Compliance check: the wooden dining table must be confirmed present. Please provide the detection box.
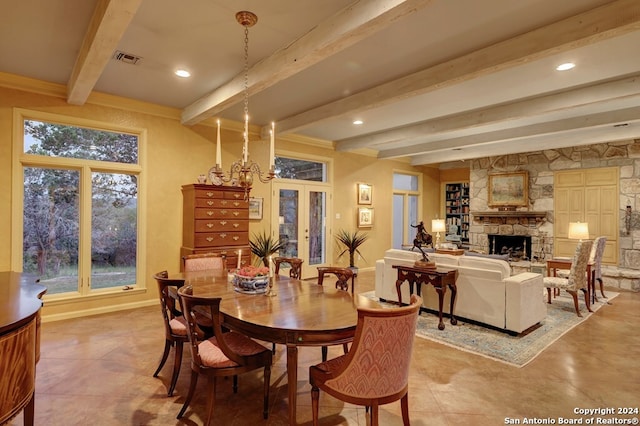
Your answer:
[169,269,379,425]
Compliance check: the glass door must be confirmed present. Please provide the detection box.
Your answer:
[273,182,330,278]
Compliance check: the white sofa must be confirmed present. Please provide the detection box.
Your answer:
[375,249,546,334]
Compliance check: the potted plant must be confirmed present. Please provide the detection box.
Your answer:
[335,229,369,273]
[249,232,284,267]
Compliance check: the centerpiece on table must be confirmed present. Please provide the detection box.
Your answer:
[233,265,270,294]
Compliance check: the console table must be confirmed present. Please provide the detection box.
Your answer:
[393,265,458,330]
[0,272,46,426]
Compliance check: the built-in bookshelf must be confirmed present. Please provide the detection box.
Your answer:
[444,182,470,243]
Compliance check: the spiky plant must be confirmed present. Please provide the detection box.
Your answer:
[335,229,369,267]
[249,232,284,267]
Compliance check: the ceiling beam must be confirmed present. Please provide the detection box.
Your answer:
[67,0,143,105]
[337,73,640,151]
[393,107,640,162]
[180,0,433,126]
[275,0,640,135]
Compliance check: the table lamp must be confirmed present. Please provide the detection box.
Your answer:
[568,221,589,242]
[431,219,446,248]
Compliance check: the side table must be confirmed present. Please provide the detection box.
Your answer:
[393,265,458,330]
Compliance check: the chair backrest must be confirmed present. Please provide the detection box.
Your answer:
[316,267,354,293]
[324,295,422,398]
[153,271,185,337]
[273,257,304,279]
[182,253,226,272]
[177,285,245,368]
[568,240,593,290]
[589,236,607,279]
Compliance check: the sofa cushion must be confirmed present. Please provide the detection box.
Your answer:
[464,251,509,261]
[429,253,460,266]
[458,256,511,279]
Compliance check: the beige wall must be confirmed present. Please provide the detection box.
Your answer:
[0,78,437,319]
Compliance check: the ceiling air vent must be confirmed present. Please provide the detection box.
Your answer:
[113,50,142,65]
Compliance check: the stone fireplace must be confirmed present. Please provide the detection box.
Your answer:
[489,234,531,260]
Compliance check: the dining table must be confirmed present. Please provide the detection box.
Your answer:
[169,269,379,425]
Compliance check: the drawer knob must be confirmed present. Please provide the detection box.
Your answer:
[232,236,239,241]
[220,233,227,239]
[206,237,214,242]
[220,210,227,215]
[233,194,241,199]
[233,212,239,216]
[233,223,239,228]
[220,221,227,226]
[207,201,214,206]
[221,200,228,205]
[206,223,214,228]
[206,192,214,197]
[206,211,214,216]
[233,201,240,207]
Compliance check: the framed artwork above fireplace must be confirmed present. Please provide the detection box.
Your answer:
[488,171,528,208]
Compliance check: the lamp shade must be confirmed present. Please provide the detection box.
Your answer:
[431,219,446,233]
[568,222,589,240]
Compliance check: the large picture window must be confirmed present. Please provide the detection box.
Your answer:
[15,111,143,297]
[392,172,421,249]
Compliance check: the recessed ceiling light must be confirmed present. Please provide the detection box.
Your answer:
[556,62,575,71]
[175,69,191,78]
[353,120,363,125]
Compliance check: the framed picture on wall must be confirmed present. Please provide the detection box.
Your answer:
[358,207,374,228]
[357,183,372,205]
[488,171,529,208]
[248,197,263,219]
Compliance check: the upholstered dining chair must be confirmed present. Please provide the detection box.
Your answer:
[543,240,593,317]
[310,294,422,426]
[176,285,272,424]
[590,236,608,302]
[152,271,188,397]
[316,266,355,362]
[273,256,304,279]
[182,252,226,272]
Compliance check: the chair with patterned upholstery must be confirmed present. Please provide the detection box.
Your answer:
[152,271,188,397]
[273,256,304,279]
[590,236,608,302]
[543,240,593,317]
[177,285,272,424]
[309,294,422,426]
[182,253,226,272]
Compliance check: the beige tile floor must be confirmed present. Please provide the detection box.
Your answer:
[8,271,640,425]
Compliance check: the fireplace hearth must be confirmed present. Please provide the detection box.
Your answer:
[489,234,532,261]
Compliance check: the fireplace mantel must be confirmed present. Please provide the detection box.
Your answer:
[472,211,547,222]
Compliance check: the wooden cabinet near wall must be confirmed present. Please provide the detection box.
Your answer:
[181,184,251,271]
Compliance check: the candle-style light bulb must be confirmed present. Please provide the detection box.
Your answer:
[216,119,221,168]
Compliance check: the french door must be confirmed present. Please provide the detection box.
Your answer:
[272,182,330,278]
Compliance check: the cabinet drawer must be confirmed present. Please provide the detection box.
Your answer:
[194,198,248,209]
[195,208,249,219]
[194,232,249,247]
[223,191,246,200]
[195,219,248,232]
[194,189,224,199]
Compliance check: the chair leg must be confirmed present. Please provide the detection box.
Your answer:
[581,288,593,312]
[263,365,271,419]
[321,346,328,362]
[311,385,320,426]
[233,375,238,393]
[566,290,582,317]
[272,342,276,354]
[153,339,172,378]
[342,343,349,354]
[546,288,553,304]
[204,376,216,426]
[598,278,607,299]
[371,403,379,426]
[401,393,410,426]
[168,340,183,396]
[177,370,199,419]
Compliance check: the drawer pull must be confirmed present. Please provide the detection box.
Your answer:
[206,211,214,216]
[220,210,227,215]
[220,200,228,205]
[220,250,228,254]
[232,236,239,241]
[233,212,239,216]
[233,201,240,207]
[220,233,227,239]
[233,223,239,228]
[206,223,214,228]
[206,192,215,198]
[207,201,214,206]
[220,221,227,226]
[206,237,214,242]
[233,193,241,199]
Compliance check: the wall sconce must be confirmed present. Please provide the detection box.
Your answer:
[431,219,446,248]
[626,200,632,235]
[568,221,589,242]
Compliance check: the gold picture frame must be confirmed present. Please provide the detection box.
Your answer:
[248,197,263,219]
[488,171,529,208]
[357,183,372,205]
[358,207,374,228]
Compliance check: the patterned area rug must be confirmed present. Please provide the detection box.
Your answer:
[362,291,618,367]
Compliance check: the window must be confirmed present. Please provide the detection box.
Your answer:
[392,172,421,249]
[275,156,326,182]
[15,111,143,297]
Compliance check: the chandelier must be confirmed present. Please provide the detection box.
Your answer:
[208,11,276,198]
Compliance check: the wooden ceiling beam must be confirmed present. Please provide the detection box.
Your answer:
[67,0,143,105]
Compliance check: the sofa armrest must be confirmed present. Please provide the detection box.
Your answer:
[504,272,547,333]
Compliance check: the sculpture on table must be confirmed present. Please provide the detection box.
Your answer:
[410,221,435,269]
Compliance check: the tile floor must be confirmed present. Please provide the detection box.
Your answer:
[8,271,640,425]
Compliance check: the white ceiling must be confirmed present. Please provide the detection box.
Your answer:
[1,0,639,166]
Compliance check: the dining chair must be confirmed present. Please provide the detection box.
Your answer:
[152,271,188,397]
[543,240,593,317]
[316,266,355,361]
[309,294,423,426]
[176,285,272,424]
[273,256,304,279]
[590,236,608,302]
[182,252,226,272]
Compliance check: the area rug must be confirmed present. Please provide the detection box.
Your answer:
[362,291,618,368]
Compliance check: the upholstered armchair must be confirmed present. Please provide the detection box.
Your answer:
[309,294,422,426]
[543,240,593,317]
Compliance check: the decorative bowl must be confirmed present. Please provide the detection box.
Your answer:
[233,274,269,294]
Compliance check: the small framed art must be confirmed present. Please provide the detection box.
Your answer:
[358,207,374,228]
[248,197,263,219]
[357,183,372,205]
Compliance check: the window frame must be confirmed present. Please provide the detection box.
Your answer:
[392,171,422,248]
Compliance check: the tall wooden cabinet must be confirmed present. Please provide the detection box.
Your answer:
[181,184,251,270]
[444,182,470,243]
